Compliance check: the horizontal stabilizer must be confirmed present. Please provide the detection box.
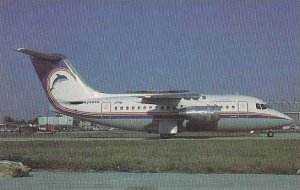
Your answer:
[16,48,65,61]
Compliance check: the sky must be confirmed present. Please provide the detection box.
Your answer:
[0,0,299,121]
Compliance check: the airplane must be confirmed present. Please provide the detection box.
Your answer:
[16,48,293,138]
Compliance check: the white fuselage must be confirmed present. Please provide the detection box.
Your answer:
[58,94,292,132]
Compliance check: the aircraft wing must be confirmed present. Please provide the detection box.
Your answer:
[139,92,200,99]
[129,91,201,104]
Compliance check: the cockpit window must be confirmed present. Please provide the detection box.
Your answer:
[256,103,261,109]
[261,104,268,110]
[256,103,270,110]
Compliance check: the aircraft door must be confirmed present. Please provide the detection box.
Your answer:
[238,101,248,118]
[101,102,111,119]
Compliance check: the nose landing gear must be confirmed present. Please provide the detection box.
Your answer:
[267,130,274,137]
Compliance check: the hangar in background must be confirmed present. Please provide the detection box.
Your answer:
[38,115,73,127]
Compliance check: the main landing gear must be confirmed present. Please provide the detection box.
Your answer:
[267,130,274,137]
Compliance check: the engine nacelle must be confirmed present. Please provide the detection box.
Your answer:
[179,106,221,123]
[179,106,221,131]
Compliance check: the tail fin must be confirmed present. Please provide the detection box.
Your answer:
[17,48,104,103]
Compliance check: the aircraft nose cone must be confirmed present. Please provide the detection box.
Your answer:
[270,110,294,128]
[283,115,293,125]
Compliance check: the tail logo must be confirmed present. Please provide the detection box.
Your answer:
[48,70,69,92]
[50,74,68,91]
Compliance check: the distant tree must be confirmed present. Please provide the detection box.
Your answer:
[4,115,14,124]
[19,119,26,124]
[30,116,39,125]
[33,117,39,124]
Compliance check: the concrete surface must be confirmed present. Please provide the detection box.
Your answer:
[0,171,299,190]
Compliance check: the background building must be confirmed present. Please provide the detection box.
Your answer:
[38,115,73,126]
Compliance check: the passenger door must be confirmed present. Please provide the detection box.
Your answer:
[101,102,111,119]
[238,101,248,118]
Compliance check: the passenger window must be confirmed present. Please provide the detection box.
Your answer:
[149,106,152,109]
[138,106,141,110]
[167,106,170,110]
[226,106,229,109]
[161,106,164,110]
[115,106,117,111]
[143,106,146,110]
[155,106,158,109]
[232,106,235,109]
[256,103,261,110]
[132,106,135,110]
[120,106,123,110]
[126,106,129,110]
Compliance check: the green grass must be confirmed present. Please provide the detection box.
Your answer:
[0,138,299,174]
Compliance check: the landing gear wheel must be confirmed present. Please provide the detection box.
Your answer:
[267,130,274,137]
[160,134,175,139]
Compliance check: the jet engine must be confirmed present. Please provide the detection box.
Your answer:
[179,106,221,131]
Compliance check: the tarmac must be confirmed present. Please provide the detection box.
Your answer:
[1,171,299,190]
